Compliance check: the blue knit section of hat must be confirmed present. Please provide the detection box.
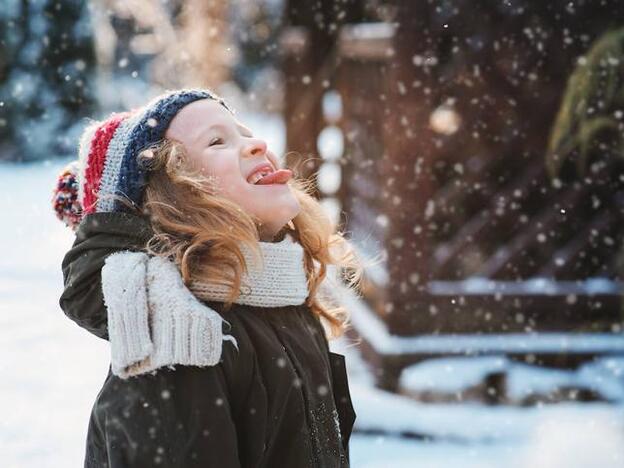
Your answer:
[113,89,232,213]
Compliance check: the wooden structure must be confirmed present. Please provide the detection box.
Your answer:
[280,1,624,391]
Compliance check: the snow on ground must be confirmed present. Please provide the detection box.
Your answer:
[2,126,624,467]
[332,333,624,468]
[398,354,624,403]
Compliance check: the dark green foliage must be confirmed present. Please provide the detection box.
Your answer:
[546,27,624,179]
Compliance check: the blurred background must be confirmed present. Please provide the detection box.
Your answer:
[2,1,624,467]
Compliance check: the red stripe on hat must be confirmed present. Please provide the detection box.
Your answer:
[82,114,127,214]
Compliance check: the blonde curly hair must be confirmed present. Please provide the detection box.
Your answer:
[122,138,367,339]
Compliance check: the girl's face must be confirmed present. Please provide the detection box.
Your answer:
[165,99,301,241]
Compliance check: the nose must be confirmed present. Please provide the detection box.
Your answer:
[243,138,267,158]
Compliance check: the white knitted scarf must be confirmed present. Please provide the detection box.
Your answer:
[188,232,309,307]
[101,232,311,379]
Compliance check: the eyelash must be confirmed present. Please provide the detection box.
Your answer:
[209,133,253,147]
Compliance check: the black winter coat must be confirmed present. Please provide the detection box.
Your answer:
[59,212,356,468]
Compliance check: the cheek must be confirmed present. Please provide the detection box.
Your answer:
[196,154,246,190]
[221,162,249,192]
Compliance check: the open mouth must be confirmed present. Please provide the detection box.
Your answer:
[247,168,274,185]
[247,167,293,185]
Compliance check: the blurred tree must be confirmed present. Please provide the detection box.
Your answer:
[176,0,232,88]
[0,0,96,161]
[230,0,284,93]
[89,0,232,110]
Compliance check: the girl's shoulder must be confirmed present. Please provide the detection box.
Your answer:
[102,252,251,380]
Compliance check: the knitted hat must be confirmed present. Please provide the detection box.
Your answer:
[52,88,233,230]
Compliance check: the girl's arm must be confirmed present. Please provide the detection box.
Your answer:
[59,212,237,378]
[59,212,153,341]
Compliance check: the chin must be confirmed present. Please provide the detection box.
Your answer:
[278,201,302,222]
[260,199,300,228]
[285,195,302,218]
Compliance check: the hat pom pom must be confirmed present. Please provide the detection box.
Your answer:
[52,160,83,231]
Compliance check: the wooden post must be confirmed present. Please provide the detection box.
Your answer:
[380,6,440,336]
[279,1,365,195]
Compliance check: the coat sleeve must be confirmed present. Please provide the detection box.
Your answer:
[59,240,121,341]
[85,363,242,467]
[58,212,153,341]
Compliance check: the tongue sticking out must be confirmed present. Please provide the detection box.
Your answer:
[255,169,293,185]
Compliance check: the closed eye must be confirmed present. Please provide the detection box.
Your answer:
[209,137,224,146]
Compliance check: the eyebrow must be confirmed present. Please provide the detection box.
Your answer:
[236,123,254,136]
[211,123,253,136]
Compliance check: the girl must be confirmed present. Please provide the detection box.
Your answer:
[52,88,363,468]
